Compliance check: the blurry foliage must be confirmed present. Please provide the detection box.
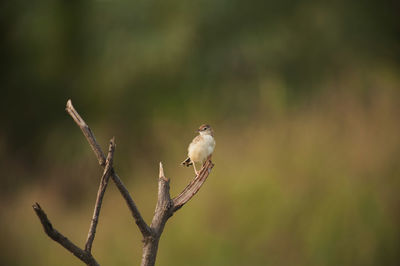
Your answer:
[1,0,399,155]
[1,0,400,265]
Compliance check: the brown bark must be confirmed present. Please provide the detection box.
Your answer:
[85,137,115,253]
[33,100,215,266]
[66,100,151,238]
[33,203,100,266]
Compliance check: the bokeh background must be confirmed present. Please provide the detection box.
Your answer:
[1,1,400,265]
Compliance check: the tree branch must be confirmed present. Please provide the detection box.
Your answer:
[140,159,214,266]
[85,137,115,253]
[65,100,106,166]
[65,100,151,238]
[151,163,173,233]
[35,99,215,266]
[172,156,214,212]
[141,163,173,266]
[32,203,99,266]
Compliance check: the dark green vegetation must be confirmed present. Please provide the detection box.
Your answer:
[1,1,399,265]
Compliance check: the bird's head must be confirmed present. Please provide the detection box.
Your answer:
[198,124,213,136]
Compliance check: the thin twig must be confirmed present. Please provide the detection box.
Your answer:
[85,137,116,253]
[66,100,106,166]
[110,172,152,237]
[65,99,151,238]
[32,203,99,266]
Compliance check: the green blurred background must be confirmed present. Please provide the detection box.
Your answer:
[1,0,400,265]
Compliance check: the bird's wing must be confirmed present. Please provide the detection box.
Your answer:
[191,135,202,144]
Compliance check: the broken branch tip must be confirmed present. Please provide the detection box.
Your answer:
[159,162,164,178]
[110,136,116,147]
[66,99,72,108]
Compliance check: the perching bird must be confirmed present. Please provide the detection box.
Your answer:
[182,124,215,175]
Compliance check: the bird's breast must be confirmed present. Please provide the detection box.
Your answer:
[188,135,215,163]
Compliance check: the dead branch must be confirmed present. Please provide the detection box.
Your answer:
[172,157,214,211]
[85,137,115,253]
[65,100,106,166]
[33,138,115,265]
[32,203,100,266]
[66,100,152,238]
[34,99,215,266]
[139,159,213,266]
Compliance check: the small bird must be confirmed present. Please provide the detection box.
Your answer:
[182,124,215,175]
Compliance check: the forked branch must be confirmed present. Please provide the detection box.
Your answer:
[32,138,116,266]
[140,159,214,266]
[85,137,115,253]
[34,100,215,266]
[32,203,100,266]
[66,100,151,238]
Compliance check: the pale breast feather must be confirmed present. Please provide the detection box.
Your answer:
[203,135,215,155]
[188,135,215,163]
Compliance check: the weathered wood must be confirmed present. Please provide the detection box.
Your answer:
[140,159,214,266]
[140,163,173,266]
[65,99,152,238]
[34,100,215,266]
[32,203,100,266]
[172,157,214,212]
[85,137,115,253]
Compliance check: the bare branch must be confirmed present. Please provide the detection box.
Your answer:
[85,137,116,253]
[32,203,99,266]
[66,100,106,166]
[111,173,152,237]
[151,162,173,232]
[141,163,173,266]
[140,159,215,266]
[34,99,215,266]
[65,100,151,238]
[172,156,214,212]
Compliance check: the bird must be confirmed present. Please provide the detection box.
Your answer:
[182,124,215,175]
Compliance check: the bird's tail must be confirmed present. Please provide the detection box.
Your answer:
[181,157,192,167]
